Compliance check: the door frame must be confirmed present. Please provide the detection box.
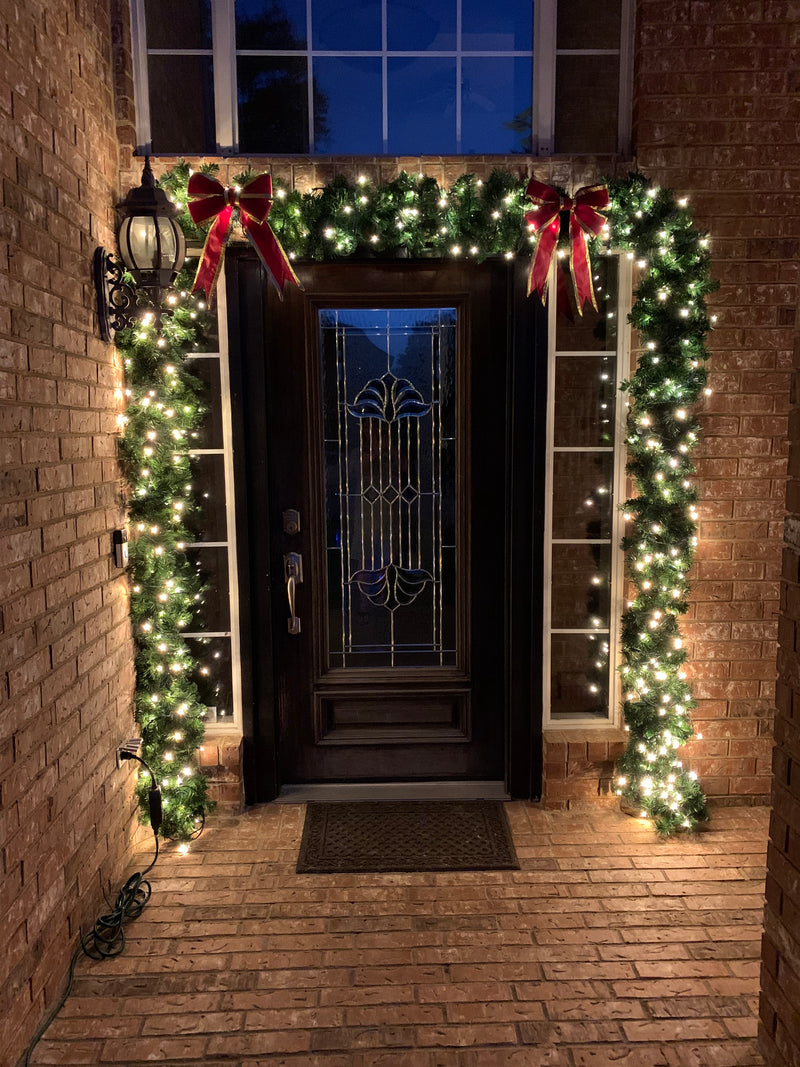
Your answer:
[225,249,547,802]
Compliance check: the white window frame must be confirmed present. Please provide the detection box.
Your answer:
[542,250,632,730]
[181,268,244,735]
[130,0,633,156]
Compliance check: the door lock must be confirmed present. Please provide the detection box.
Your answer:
[284,552,303,634]
[283,509,301,535]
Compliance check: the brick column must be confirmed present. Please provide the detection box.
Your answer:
[760,328,800,1064]
[0,1,139,1061]
[635,0,793,806]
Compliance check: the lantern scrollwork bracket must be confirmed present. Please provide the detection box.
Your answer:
[93,246,137,342]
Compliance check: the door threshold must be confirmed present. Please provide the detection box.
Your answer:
[274,780,510,803]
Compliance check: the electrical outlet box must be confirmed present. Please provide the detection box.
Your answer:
[113,528,128,569]
[116,737,142,768]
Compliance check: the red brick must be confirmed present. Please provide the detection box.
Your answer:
[0,561,31,600]
[3,587,47,629]
[7,647,51,697]
[36,463,73,492]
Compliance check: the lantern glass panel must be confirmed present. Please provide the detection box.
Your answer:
[119,216,153,272]
[157,217,180,267]
[125,215,179,270]
[118,215,185,290]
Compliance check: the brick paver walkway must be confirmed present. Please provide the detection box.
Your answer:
[33,802,769,1066]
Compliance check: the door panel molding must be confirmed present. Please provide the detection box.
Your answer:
[314,688,471,745]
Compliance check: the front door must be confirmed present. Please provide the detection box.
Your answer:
[228,256,544,797]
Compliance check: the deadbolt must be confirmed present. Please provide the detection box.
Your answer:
[283,508,301,535]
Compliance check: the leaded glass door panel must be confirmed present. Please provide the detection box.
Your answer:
[321,307,457,671]
[237,259,540,788]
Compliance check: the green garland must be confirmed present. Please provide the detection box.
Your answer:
[606,176,715,833]
[127,163,714,835]
[158,163,532,262]
[117,278,215,839]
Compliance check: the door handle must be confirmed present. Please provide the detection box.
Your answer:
[284,552,303,634]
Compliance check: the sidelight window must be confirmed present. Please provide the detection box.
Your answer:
[544,253,630,725]
[177,279,243,730]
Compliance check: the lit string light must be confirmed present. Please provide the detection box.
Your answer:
[116,243,215,839]
[607,175,713,833]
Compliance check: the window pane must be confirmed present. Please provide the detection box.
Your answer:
[555,256,618,351]
[185,636,235,723]
[235,0,307,49]
[551,633,610,720]
[555,54,619,153]
[184,358,223,450]
[149,56,215,153]
[185,548,231,630]
[237,57,309,152]
[461,57,532,155]
[558,0,621,49]
[551,543,611,630]
[312,0,381,49]
[553,356,616,449]
[388,58,457,155]
[387,0,456,50]
[462,0,532,50]
[181,303,219,352]
[551,452,614,540]
[313,58,382,154]
[145,0,211,49]
[186,454,228,541]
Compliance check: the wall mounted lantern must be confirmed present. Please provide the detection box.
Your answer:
[94,157,186,341]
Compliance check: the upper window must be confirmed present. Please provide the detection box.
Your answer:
[131,0,632,156]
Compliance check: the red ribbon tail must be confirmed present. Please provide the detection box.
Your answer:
[569,217,596,315]
[556,261,574,322]
[527,220,559,302]
[192,205,234,302]
[243,216,302,298]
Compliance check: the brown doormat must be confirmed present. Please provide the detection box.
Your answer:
[295,799,519,873]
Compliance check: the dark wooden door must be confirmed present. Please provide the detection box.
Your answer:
[228,256,545,795]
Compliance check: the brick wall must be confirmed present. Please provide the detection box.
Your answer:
[0,1,138,1062]
[760,294,800,1061]
[631,2,799,1058]
[763,460,800,1055]
[634,0,795,806]
[120,155,624,198]
[543,730,628,808]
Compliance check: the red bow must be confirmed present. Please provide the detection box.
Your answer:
[524,179,609,313]
[187,172,301,301]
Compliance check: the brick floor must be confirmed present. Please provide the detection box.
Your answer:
[30,802,769,1066]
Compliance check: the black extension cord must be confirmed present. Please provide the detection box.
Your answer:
[20,754,162,1067]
